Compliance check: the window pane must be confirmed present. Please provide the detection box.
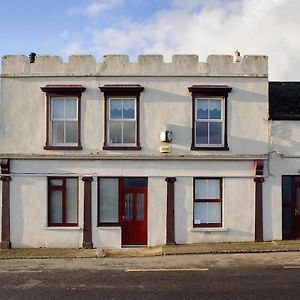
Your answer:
[136,193,145,221]
[66,179,78,224]
[123,121,135,144]
[282,176,292,204]
[209,99,221,119]
[209,122,222,144]
[50,179,63,186]
[52,99,64,119]
[123,100,135,119]
[196,99,208,119]
[99,178,119,223]
[65,99,77,119]
[65,121,78,143]
[50,190,62,223]
[282,208,292,235]
[124,193,133,221]
[194,202,221,224]
[196,122,208,145]
[110,99,122,119]
[195,179,220,199]
[109,121,122,144]
[52,121,64,144]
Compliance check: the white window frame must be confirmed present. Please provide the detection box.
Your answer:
[195,97,225,147]
[50,97,79,147]
[108,97,137,147]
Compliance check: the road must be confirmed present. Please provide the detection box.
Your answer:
[0,252,300,299]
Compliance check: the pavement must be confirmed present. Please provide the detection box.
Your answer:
[1,240,300,259]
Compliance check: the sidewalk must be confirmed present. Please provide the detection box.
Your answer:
[1,240,300,259]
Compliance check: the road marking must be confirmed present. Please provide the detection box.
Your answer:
[125,268,209,272]
[283,266,300,269]
[0,270,43,273]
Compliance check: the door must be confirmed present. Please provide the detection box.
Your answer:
[282,176,300,239]
[122,187,147,246]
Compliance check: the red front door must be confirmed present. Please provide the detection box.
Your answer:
[121,188,147,246]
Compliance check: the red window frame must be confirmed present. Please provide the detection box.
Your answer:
[41,85,86,150]
[99,85,144,150]
[188,85,232,151]
[193,177,222,228]
[48,177,78,227]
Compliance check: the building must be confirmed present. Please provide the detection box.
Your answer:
[267,82,300,240]
[0,53,269,248]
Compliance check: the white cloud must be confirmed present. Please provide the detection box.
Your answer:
[65,0,300,80]
[69,0,123,16]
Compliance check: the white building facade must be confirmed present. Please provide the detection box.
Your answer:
[0,54,270,248]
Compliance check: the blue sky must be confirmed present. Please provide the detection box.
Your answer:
[1,0,300,80]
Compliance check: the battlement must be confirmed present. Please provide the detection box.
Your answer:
[1,54,268,77]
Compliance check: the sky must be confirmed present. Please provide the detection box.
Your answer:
[0,0,299,80]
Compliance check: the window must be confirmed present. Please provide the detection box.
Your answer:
[100,85,144,150]
[109,98,136,145]
[48,177,78,226]
[188,85,232,150]
[193,178,222,227]
[98,177,148,226]
[41,85,86,150]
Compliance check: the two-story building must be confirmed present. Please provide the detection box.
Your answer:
[0,53,269,248]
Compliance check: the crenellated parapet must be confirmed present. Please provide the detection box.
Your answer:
[1,54,268,77]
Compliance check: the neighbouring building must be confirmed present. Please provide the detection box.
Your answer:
[267,82,300,240]
[0,53,272,248]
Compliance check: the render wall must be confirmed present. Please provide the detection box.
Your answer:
[0,55,269,156]
[8,159,258,248]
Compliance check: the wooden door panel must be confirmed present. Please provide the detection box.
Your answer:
[122,188,147,246]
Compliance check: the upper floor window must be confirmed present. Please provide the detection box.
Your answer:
[109,98,136,145]
[41,85,86,150]
[100,84,144,150]
[188,85,232,151]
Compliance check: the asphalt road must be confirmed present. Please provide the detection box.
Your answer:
[0,252,300,299]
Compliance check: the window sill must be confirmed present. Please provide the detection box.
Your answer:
[189,227,228,232]
[44,145,82,151]
[102,146,142,151]
[45,227,81,230]
[97,226,121,230]
[190,145,229,151]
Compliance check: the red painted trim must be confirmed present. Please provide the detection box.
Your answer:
[100,84,143,150]
[0,159,11,249]
[102,146,142,150]
[188,85,232,94]
[44,146,83,150]
[41,87,85,150]
[41,85,86,93]
[193,177,223,228]
[82,177,93,249]
[48,177,78,227]
[99,85,144,94]
[253,160,264,242]
[0,159,10,174]
[165,177,176,245]
[189,85,231,151]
